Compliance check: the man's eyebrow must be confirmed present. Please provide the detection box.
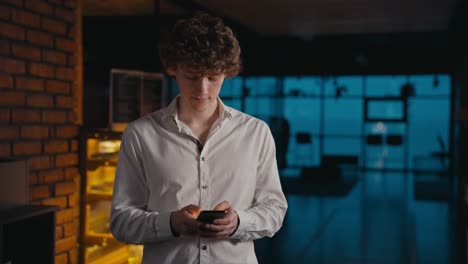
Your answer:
[185,72,203,76]
[182,67,202,73]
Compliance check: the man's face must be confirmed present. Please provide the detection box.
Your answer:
[168,66,225,113]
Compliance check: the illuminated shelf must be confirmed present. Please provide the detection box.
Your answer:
[87,231,114,239]
[87,241,128,264]
[86,190,113,201]
[81,130,143,264]
[87,159,118,171]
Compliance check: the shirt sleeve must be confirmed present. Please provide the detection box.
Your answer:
[110,126,174,244]
[230,122,288,241]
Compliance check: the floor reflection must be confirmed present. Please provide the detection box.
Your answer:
[254,171,456,264]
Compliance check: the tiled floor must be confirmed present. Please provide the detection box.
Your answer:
[254,171,456,264]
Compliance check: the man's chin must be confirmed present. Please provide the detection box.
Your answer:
[191,105,210,112]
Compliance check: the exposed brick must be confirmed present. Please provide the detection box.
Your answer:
[63,0,76,9]
[42,196,67,209]
[2,0,23,7]
[67,193,77,207]
[55,236,76,254]
[29,155,50,170]
[48,0,63,5]
[67,111,76,123]
[16,77,45,91]
[11,9,40,28]
[0,74,13,89]
[67,25,75,38]
[0,41,10,55]
[55,181,75,195]
[56,38,75,53]
[0,108,10,123]
[55,7,74,23]
[0,5,10,20]
[43,50,67,65]
[55,95,73,109]
[72,206,79,217]
[0,143,11,158]
[42,110,67,123]
[27,30,53,47]
[44,140,68,153]
[67,54,77,67]
[64,167,79,179]
[12,109,41,123]
[39,168,64,183]
[0,22,25,40]
[55,253,67,264]
[29,62,55,78]
[63,222,77,237]
[47,80,70,94]
[25,0,53,15]
[0,57,26,74]
[29,171,39,185]
[0,91,25,106]
[56,208,74,224]
[69,248,78,264]
[56,66,74,81]
[27,94,54,107]
[55,125,78,138]
[14,141,41,155]
[21,125,49,139]
[55,153,77,167]
[12,44,41,60]
[56,226,64,240]
[41,17,66,35]
[70,139,77,152]
[0,126,18,140]
[30,185,50,200]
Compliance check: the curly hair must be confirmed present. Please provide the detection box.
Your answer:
[159,12,242,78]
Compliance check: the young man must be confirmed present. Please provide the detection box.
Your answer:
[110,13,288,264]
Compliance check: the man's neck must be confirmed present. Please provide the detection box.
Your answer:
[177,98,220,128]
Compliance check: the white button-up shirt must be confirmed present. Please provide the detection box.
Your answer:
[110,96,288,264]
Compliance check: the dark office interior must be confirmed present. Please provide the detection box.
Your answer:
[0,0,467,263]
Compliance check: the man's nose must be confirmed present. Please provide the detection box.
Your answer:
[194,77,209,93]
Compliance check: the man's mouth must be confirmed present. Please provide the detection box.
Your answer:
[192,95,209,100]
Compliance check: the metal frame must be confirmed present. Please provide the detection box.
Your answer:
[364,96,408,123]
[109,68,165,132]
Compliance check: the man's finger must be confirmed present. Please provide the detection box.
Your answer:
[186,219,202,229]
[214,201,230,210]
[202,223,230,232]
[212,217,231,225]
[213,209,237,225]
[185,204,201,218]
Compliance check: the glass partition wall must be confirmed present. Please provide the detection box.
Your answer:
[170,74,451,175]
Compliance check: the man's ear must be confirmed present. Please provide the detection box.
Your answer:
[166,67,176,77]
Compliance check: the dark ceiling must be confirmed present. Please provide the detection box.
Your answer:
[83,0,460,38]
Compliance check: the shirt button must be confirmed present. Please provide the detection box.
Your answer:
[202,245,207,250]
[202,185,208,189]
[201,157,205,161]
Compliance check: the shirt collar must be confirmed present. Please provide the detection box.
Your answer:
[164,95,233,125]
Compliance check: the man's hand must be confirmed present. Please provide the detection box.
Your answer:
[199,201,239,238]
[170,204,202,237]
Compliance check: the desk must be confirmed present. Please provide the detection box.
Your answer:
[0,205,56,264]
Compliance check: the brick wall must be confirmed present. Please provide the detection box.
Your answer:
[0,0,80,263]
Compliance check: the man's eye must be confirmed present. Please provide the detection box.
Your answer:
[208,76,220,81]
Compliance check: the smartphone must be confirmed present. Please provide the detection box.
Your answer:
[196,210,227,223]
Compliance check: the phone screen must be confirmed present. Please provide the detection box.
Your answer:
[196,210,227,223]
